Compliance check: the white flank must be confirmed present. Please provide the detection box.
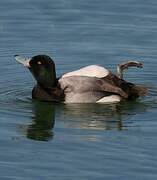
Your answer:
[62,65,109,78]
[96,95,121,103]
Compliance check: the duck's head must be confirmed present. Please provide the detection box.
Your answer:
[15,55,57,88]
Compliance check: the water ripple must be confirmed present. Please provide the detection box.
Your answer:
[0,0,157,178]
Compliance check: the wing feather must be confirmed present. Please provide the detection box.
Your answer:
[59,75,128,98]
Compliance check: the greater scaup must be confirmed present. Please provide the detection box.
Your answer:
[15,55,147,103]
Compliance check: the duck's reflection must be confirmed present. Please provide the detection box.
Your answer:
[57,100,148,131]
[26,101,55,141]
[24,100,147,141]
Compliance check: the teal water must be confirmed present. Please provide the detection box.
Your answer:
[0,0,157,179]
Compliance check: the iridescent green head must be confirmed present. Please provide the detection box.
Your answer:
[15,55,57,88]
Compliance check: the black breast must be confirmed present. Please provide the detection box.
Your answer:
[32,84,65,102]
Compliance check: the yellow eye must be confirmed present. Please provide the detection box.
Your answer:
[37,61,42,65]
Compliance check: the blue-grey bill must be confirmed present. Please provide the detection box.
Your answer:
[14,55,31,67]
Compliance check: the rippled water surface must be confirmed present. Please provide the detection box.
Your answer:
[0,0,157,179]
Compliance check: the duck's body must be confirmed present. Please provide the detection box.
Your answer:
[15,55,147,103]
[59,75,121,103]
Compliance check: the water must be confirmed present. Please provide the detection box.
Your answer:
[0,0,157,179]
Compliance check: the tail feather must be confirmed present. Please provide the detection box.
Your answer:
[128,85,148,99]
[104,74,148,100]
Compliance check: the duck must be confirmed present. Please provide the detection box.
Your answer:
[15,54,147,103]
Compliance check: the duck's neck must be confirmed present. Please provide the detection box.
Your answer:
[37,74,57,89]
[38,80,58,91]
[34,65,57,89]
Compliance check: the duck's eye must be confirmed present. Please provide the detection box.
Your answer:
[37,61,42,65]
